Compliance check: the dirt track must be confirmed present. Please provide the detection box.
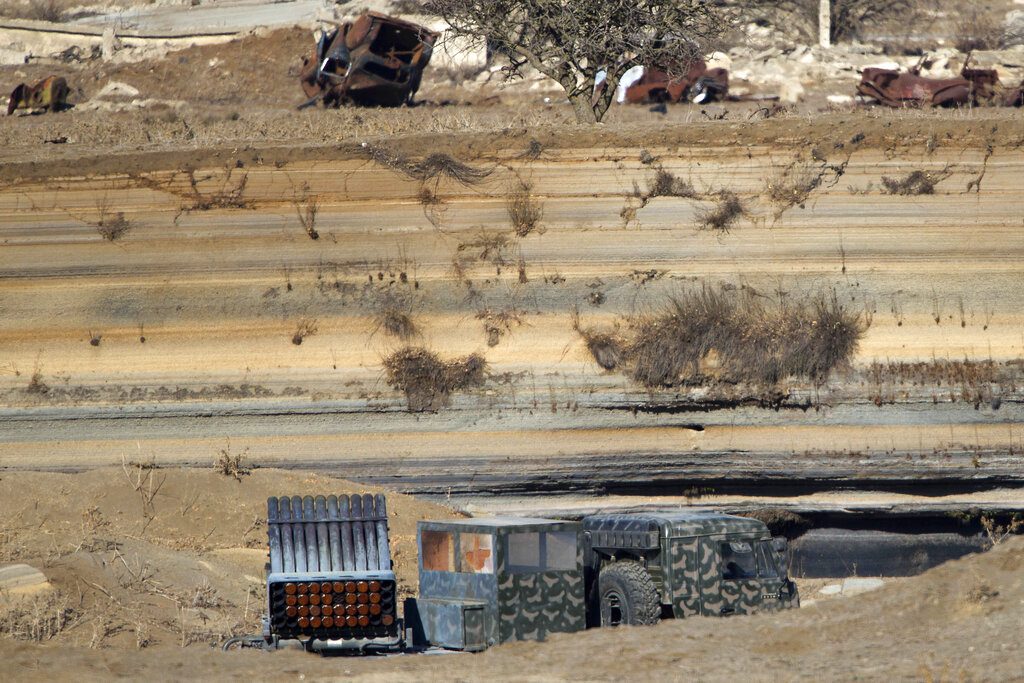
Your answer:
[1,118,1023,503]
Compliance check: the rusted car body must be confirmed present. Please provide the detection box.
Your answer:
[624,61,729,104]
[856,66,999,107]
[299,12,438,108]
[7,76,69,115]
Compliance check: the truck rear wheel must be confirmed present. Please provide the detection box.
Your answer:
[598,561,660,627]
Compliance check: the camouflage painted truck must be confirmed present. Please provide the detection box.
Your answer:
[244,496,797,653]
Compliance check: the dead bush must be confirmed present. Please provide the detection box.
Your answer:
[371,291,419,340]
[291,318,318,345]
[26,367,49,395]
[383,347,487,412]
[572,311,626,371]
[647,168,697,198]
[507,183,544,237]
[6,0,66,22]
[175,167,252,218]
[696,191,745,232]
[764,162,823,217]
[880,169,950,196]
[455,231,513,276]
[583,284,863,388]
[0,591,78,641]
[215,441,251,480]
[293,185,320,240]
[738,1,938,44]
[953,8,1006,52]
[364,145,492,186]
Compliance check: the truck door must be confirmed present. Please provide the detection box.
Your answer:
[699,537,761,616]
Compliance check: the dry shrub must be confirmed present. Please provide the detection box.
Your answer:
[9,0,66,22]
[572,311,626,371]
[364,145,492,186]
[26,368,49,395]
[580,285,863,388]
[178,167,252,215]
[477,307,524,347]
[455,231,513,275]
[214,442,250,480]
[696,191,745,232]
[507,183,544,237]
[880,170,950,196]
[383,347,487,412]
[0,591,79,641]
[648,168,696,198]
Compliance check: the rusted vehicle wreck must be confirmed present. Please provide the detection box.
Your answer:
[298,12,439,108]
[624,61,729,105]
[857,59,1024,108]
[7,76,69,115]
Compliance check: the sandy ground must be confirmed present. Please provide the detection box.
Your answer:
[1,514,1020,681]
[0,468,460,649]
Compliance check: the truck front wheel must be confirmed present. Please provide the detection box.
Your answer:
[598,561,660,627]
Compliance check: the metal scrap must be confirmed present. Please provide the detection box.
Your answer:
[7,76,69,115]
[298,12,438,109]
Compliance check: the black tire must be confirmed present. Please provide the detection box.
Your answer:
[598,561,661,627]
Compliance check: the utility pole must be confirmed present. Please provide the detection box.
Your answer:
[819,0,831,48]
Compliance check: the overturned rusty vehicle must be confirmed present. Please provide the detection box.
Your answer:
[624,61,729,105]
[7,76,69,116]
[230,495,797,653]
[857,59,1024,108]
[298,12,438,108]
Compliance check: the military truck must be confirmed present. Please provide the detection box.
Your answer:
[250,496,797,653]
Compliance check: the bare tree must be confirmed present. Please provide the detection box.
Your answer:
[424,0,733,123]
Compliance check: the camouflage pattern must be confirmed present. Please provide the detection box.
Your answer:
[584,511,799,620]
[415,518,586,650]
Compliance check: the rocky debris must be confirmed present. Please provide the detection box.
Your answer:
[0,564,50,597]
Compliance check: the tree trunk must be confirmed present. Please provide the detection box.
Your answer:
[568,90,600,124]
[819,0,831,48]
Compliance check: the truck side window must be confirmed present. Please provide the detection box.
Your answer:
[544,531,578,570]
[756,541,779,578]
[720,541,756,580]
[460,533,494,574]
[507,532,541,572]
[507,531,578,573]
[421,530,455,571]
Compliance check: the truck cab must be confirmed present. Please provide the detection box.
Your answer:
[406,518,586,651]
[582,511,799,626]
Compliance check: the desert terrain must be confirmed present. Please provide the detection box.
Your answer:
[2,0,1024,680]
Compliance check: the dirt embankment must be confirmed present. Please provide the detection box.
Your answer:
[2,519,1021,681]
[0,468,459,651]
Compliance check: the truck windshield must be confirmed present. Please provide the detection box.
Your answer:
[720,541,756,580]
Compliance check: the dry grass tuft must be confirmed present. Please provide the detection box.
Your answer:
[0,591,79,641]
[506,182,544,237]
[383,347,487,412]
[696,191,745,232]
[880,169,950,196]
[647,168,697,198]
[578,285,863,388]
